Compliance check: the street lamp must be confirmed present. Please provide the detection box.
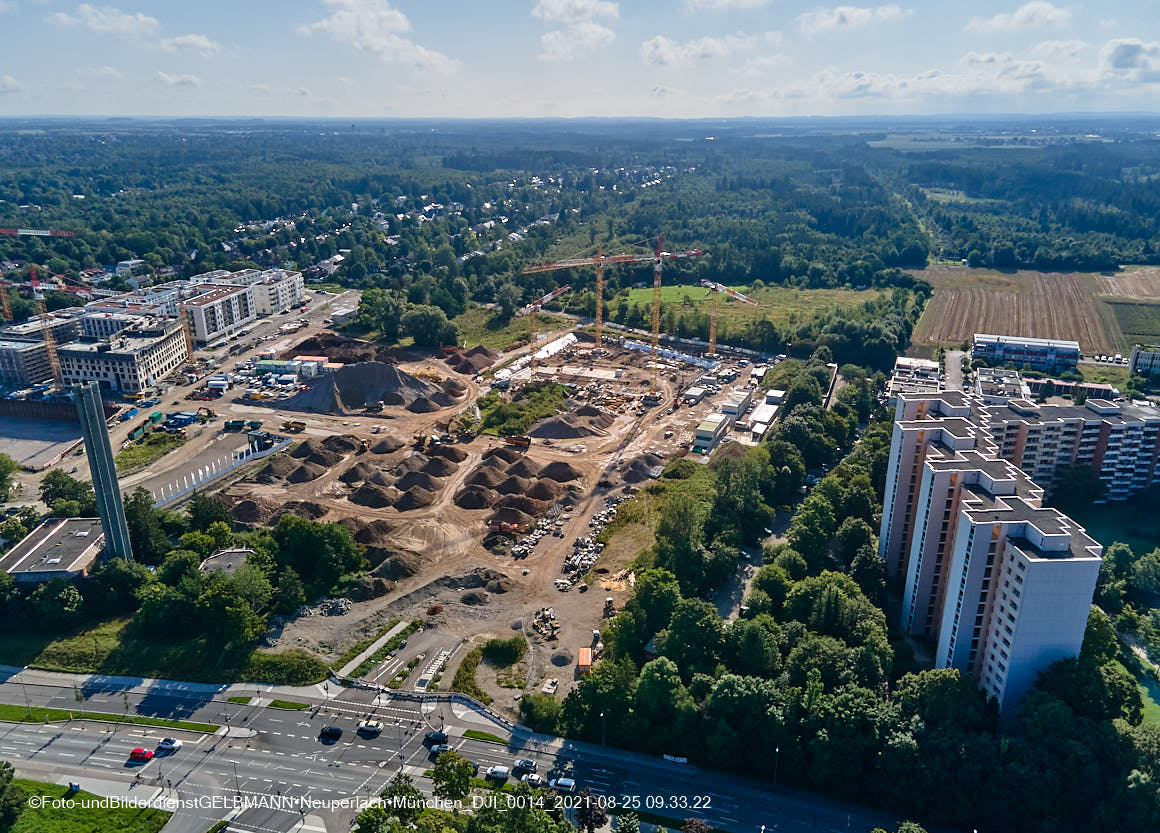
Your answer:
[18,667,32,718]
[600,712,605,749]
[231,760,240,795]
[773,745,780,791]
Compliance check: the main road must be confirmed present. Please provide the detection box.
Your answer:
[0,671,916,833]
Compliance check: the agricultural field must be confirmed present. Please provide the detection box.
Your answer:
[618,283,885,329]
[909,266,1160,356]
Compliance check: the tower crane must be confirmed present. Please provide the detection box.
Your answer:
[515,284,571,368]
[28,265,62,385]
[523,237,702,351]
[700,279,758,356]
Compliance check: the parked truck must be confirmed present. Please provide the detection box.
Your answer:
[148,411,164,424]
[504,435,532,450]
[282,421,306,433]
[120,407,139,422]
[224,419,246,432]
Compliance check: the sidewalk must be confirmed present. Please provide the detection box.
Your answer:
[336,620,411,677]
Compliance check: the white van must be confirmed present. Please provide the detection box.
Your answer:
[485,766,509,781]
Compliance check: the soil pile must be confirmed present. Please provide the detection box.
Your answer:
[349,577,392,602]
[407,397,440,413]
[484,446,524,465]
[550,650,574,667]
[495,474,533,495]
[487,576,516,594]
[350,484,398,508]
[421,457,459,477]
[538,461,583,482]
[283,333,378,364]
[429,444,468,463]
[444,345,499,375]
[528,405,614,439]
[322,434,362,454]
[497,494,549,516]
[371,436,405,454]
[373,551,422,580]
[394,454,430,475]
[256,456,297,484]
[340,461,381,485]
[622,451,666,484]
[395,486,436,511]
[351,519,394,545]
[465,467,505,488]
[506,458,541,479]
[528,479,565,501]
[394,471,442,493]
[454,485,499,509]
[304,447,343,467]
[232,498,274,524]
[276,500,328,520]
[443,378,469,395]
[461,591,489,605]
[287,462,326,483]
[490,507,535,527]
[279,363,452,415]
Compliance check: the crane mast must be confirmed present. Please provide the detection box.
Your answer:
[516,285,572,368]
[700,279,758,356]
[29,266,62,385]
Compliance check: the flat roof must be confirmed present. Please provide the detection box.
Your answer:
[184,284,249,307]
[974,333,1080,350]
[0,518,104,576]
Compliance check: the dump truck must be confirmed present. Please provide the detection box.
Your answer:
[224,419,246,432]
[245,420,263,431]
[504,435,532,450]
[120,407,138,422]
[148,411,163,424]
[282,421,306,433]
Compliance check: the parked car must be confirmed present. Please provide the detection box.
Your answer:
[485,765,510,781]
[424,730,448,745]
[319,726,343,743]
[514,758,536,773]
[521,773,545,787]
[129,748,154,762]
[357,720,384,737]
[549,777,576,793]
[156,738,183,752]
[430,744,452,755]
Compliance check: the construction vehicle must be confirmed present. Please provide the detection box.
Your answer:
[603,597,616,618]
[282,420,306,433]
[412,433,428,451]
[488,520,527,534]
[514,285,571,367]
[245,420,263,431]
[503,435,532,450]
[357,439,370,454]
[523,238,703,351]
[195,407,216,420]
[700,279,758,355]
[224,419,246,432]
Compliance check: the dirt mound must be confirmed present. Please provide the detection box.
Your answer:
[304,447,343,467]
[574,404,605,418]
[290,439,322,459]
[393,471,442,492]
[420,457,459,477]
[489,507,535,527]
[461,591,489,605]
[395,486,436,512]
[444,345,498,374]
[484,446,524,464]
[538,461,583,482]
[279,362,443,415]
[505,458,541,479]
[487,576,515,594]
[232,498,273,524]
[550,650,574,667]
[287,462,326,483]
[465,467,505,488]
[350,484,398,508]
[528,405,613,440]
[284,333,378,364]
[495,474,533,495]
[322,434,362,454]
[428,444,468,462]
[278,500,328,520]
[407,397,440,413]
[466,345,499,360]
[371,436,405,454]
[496,494,550,516]
[352,519,395,544]
[454,485,499,509]
[528,479,565,501]
[349,577,392,602]
[256,455,297,483]
[340,461,381,485]
[373,551,422,580]
[442,378,469,394]
[623,452,667,484]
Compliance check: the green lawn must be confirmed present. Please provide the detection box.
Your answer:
[350,619,423,678]
[268,700,309,711]
[463,729,508,745]
[226,696,251,705]
[1077,362,1131,390]
[617,283,884,330]
[1067,490,1160,556]
[0,703,217,733]
[0,617,328,686]
[115,432,185,474]
[451,306,569,351]
[12,779,170,833]
[334,618,401,671]
[1112,658,1160,725]
[1107,300,1160,344]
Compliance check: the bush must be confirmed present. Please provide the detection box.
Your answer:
[450,647,490,704]
[519,692,562,734]
[241,649,328,685]
[482,635,527,666]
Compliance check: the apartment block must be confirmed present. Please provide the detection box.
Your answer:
[1130,344,1160,377]
[81,311,155,339]
[887,356,942,404]
[217,268,304,315]
[183,283,256,344]
[0,339,52,387]
[58,319,189,393]
[973,333,1080,372]
[0,310,82,345]
[880,390,1103,713]
[973,367,1029,404]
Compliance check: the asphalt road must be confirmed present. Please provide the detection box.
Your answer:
[0,675,913,833]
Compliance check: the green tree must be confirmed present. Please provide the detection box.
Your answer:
[0,454,18,501]
[379,771,425,825]
[273,566,307,613]
[124,487,171,563]
[39,470,97,514]
[1081,606,1120,665]
[402,304,457,348]
[431,749,473,803]
[0,760,26,831]
[655,598,724,677]
[188,492,231,531]
[575,788,608,833]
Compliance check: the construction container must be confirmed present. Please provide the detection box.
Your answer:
[578,647,592,675]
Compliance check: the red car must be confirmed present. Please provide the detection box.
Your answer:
[129,748,153,762]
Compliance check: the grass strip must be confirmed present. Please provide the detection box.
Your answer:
[334,618,402,671]
[226,696,251,705]
[450,647,490,704]
[387,656,422,690]
[13,779,170,833]
[464,729,508,745]
[0,702,217,733]
[351,619,423,678]
[268,699,309,711]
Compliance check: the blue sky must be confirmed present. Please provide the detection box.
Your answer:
[1,1,1159,117]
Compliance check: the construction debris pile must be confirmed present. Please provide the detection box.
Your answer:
[279,362,465,415]
[454,446,584,533]
[443,345,499,375]
[527,403,615,439]
[554,493,630,591]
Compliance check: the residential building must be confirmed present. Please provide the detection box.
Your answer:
[974,367,1030,404]
[879,390,1102,714]
[80,311,154,339]
[0,310,82,345]
[888,356,942,403]
[58,319,189,393]
[973,334,1080,372]
[115,258,145,276]
[183,283,256,344]
[1022,377,1118,400]
[0,340,52,387]
[216,268,304,315]
[1130,344,1160,377]
[0,518,105,583]
[693,413,729,454]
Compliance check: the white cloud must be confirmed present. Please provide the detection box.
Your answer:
[688,0,772,9]
[0,74,20,94]
[966,2,1071,33]
[1099,39,1160,83]
[735,54,791,76]
[298,0,456,73]
[796,5,910,36]
[532,0,618,23]
[539,21,615,60]
[1030,39,1087,61]
[48,4,160,38]
[77,65,123,79]
[640,32,755,66]
[155,71,201,87]
[160,34,222,57]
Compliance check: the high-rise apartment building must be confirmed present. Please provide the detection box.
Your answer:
[880,391,1103,713]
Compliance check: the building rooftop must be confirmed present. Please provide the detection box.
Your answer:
[184,284,249,307]
[59,321,182,359]
[962,495,1101,562]
[0,518,104,578]
[975,333,1081,350]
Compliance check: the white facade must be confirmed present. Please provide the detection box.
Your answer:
[59,320,189,393]
[81,312,154,339]
[250,269,305,315]
[1130,344,1160,377]
[183,284,256,344]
